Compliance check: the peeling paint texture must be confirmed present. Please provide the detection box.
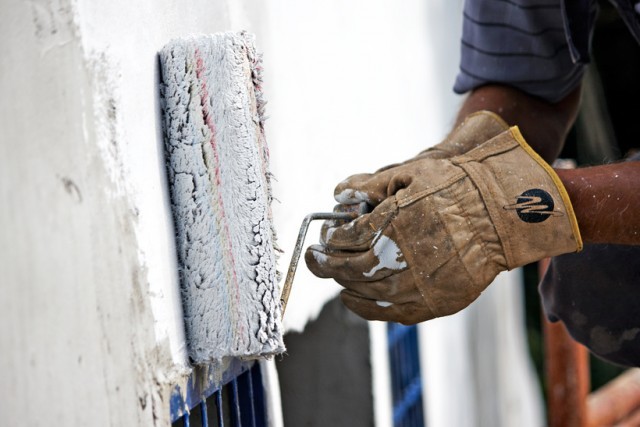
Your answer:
[159,32,285,363]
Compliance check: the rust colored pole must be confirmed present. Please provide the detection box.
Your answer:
[540,258,591,427]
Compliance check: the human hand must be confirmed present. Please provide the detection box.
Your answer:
[305,127,582,324]
[334,110,508,207]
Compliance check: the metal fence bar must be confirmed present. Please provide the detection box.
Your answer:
[238,367,258,427]
[171,361,267,427]
[393,376,423,425]
[248,368,257,427]
[250,360,266,426]
[230,378,242,426]
[388,322,425,427]
[216,390,224,427]
[201,400,209,427]
[387,322,413,348]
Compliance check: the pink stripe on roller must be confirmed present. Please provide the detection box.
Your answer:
[194,49,242,320]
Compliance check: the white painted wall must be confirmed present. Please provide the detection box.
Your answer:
[1,0,268,425]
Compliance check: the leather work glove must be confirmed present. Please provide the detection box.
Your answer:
[334,110,508,206]
[305,126,583,324]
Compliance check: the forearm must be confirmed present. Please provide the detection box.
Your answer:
[556,162,640,245]
[455,84,582,163]
[455,84,640,245]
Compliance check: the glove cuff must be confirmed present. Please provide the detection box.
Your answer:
[451,126,583,268]
[418,110,509,159]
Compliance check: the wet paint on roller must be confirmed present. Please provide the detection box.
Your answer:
[159,31,285,363]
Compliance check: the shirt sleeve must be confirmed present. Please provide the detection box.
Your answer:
[453,0,587,103]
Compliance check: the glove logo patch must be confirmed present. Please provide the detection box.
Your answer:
[504,189,562,223]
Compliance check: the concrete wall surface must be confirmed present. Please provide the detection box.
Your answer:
[0,0,266,425]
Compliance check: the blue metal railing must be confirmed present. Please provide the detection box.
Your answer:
[387,322,425,427]
[171,360,266,427]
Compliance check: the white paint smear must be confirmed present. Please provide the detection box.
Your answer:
[335,188,370,204]
[309,244,328,265]
[363,235,407,278]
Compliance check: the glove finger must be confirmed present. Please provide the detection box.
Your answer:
[334,269,421,304]
[340,290,435,324]
[334,171,396,206]
[321,198,397,251]
[305,236,407,282]
[319,203,370,245]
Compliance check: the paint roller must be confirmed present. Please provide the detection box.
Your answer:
[159,31,285,364]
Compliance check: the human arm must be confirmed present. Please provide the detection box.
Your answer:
[557,163,640,245]
[455,84,582,164]
[454,83,640,245]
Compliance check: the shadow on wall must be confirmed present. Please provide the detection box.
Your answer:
[276,297,375,427]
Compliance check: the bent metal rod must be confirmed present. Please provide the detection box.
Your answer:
[280,202,369,317]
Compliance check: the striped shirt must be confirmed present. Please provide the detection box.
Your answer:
[454,0,596,103]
